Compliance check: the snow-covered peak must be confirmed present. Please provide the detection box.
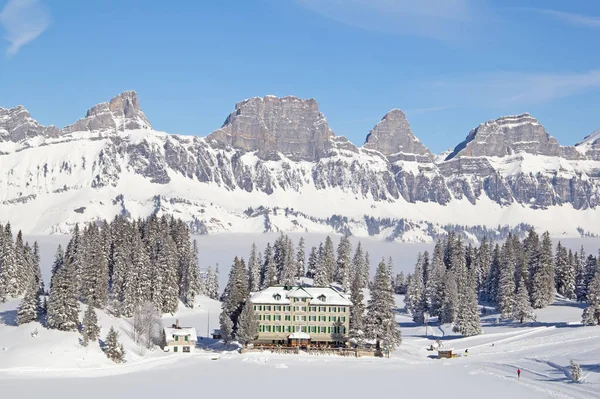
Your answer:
[575,128,600,160]
[208,95,334,162]
[0,104,60,142]
[62,91,152,135]
[363,109,433,161]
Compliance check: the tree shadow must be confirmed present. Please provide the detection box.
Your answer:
[0,310,18,326]
[580,363,600,373]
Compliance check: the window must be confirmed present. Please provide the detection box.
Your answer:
[184,335,189,341]
[318,295,326,302]
[320,326,326,333]
[319,306,326,312]
[301,307,307,312]
[174,346,178,352]
[275,326,281,332]
[175,335,179,342]
[258,305,263,311]
[275,305,282,311]
[284,306,290,311]
[301,326,307,332]
[265,306,271,311]
[342,307,347,313]
[284,315,291,321]
[265,315,271,321]
[309,316,316,322]
[309,306,317,312]
[285,325,291,332]
[274,315,281,321]
[330,307,337,313]
[183,346,190,353]
[295,326,301,332]
[338,307,344,312]
[274,294,281,301]
[341,317,346,322]
[254,305,257,311]
[301,316,306,321]
[293,298,298,302]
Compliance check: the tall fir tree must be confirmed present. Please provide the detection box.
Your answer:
[582,271,600,326]
[1,223,18,297]
[236,299,259,347]
[366,260,401,352]
[47,246,80,331]
[335,235,352,292]
[248,243,261,292]
[17,277,39,325]
[440,270,458,324]
[555,244,575,299]
[221,256,249,335]
[512,275,536,323]
[260,243,276,289]
[351,242,366,289]
[296,237,306,278]
[426,240,445,317]
[348,269,366,345]
[453,262,482,336]
[474,236,491,299]
[81,305,101,346]
[575,247,586,302]
[484,244,501,303]
[530,232,555,309]
[405,253,427,324]
[498,240,516,319]
[307,246,318,279]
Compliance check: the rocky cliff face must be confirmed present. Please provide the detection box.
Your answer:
[62,91,151,134]
[1,92,600,237]
[207,96,334,161]
[446,113,584,161]
[364,109,433,162]
[0,106,60,143]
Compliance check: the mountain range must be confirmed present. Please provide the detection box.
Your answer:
[1,91,599,241]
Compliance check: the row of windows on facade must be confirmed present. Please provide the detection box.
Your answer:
[173,335,191,342]
[173,346,191,353]
[259,325,347,334]
[254,305,347,313]
[258,314,347,322]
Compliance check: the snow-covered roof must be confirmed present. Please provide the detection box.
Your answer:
[250,286,351,306]
[164,327,197,342]
[289,332,310,339]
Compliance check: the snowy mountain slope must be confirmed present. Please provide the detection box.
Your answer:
[1,92,600,239]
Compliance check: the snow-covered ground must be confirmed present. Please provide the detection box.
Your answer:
[2,235,599,398]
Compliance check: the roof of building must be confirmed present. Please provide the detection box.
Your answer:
[164,327,198,342]
[250,285,352,306]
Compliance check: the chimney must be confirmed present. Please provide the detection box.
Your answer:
[175,319,179,329]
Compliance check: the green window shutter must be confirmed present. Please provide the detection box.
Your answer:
[185,335,189,341]
[174,346,178,352]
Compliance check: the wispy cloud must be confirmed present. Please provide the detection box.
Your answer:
[429,70,600,108]
[0,0,50,56]
[530,9,600,29]
[296,0,484,41]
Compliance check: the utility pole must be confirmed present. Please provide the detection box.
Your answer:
[207,310,210,339]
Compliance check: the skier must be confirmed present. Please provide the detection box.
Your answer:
[464,349,468,357]
[517,368,521,380]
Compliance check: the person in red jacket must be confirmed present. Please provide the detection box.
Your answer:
[517,368,521,380]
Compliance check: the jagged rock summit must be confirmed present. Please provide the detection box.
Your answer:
[363,109,433,162]
[0,105,60,142]
[446,113,583,160]
[63,90,152,134]
[576,129,600,161]
[207,95,334,161]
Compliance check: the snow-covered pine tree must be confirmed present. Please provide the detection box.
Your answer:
[82,224,110,308]
[296,238,306,279]
[14,231,30,296]
[158,234,179,313]
[498,240,516,319]
[236,299,259,347]
[1,223,17,298]
[335,234,352,292]
[474,236,491,299]
[307,246,318,279]
[31,241,44,295]
[17,277,39,325]
[260,243,276,289]
[523,229,541,297]
[248,243,261,292]
[570,360,582,383]
[421,251,431,288]
[221,256,249,334]
[394,272,406,295]
[484,244,501,303]
[81,305,101,346]
[322,236,336,285]
[575,247,586,302]
[47,246,80,331]
[440,269,458,324]
[349,269,366,346]
[313,242,329,287]
[512,274,535,324]
[582,271,600,326]
[213,264,220,299]
[219,311,234,344]
[363,251,371,289]
[453,248,482,337]
[366,259,401,351]
[273,234,286,282]
[279,236,296,286]
[530,232,555,309]
[582,254,598,302]
[180,239,201,307]
[426,240,445,317]
[555,243,575,299]
[351,242,366,289]
[104,326,126,363]
[405,253,427,324]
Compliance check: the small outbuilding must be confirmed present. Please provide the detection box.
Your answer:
[437,349,456,359]
[164,320,197,353]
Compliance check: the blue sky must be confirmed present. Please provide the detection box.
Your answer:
[0,0,599,153]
